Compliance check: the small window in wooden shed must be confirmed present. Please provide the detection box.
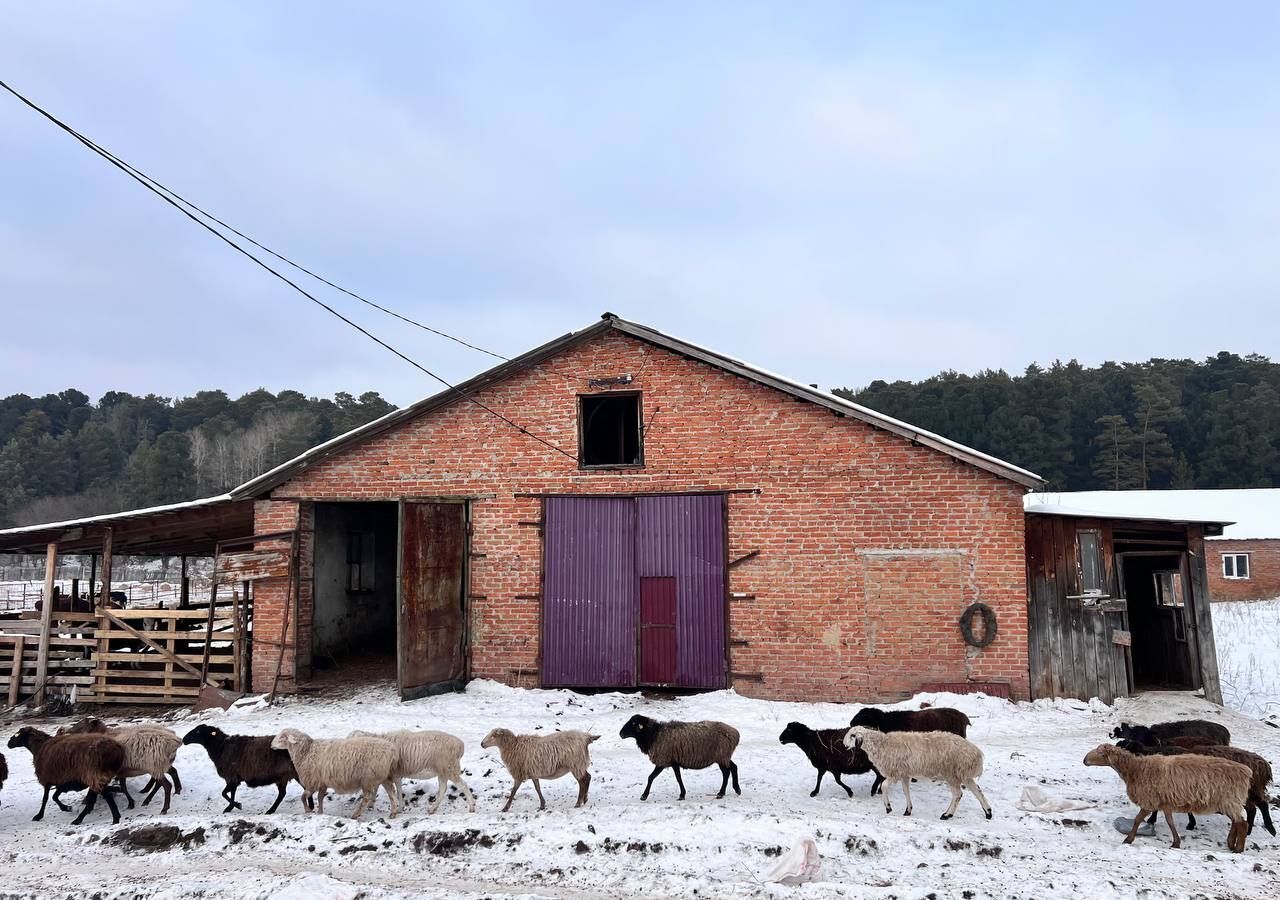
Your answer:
[579,392,643,468]
[347,530,375,592]
[1076,530,1105,595]
[1154,570,1185,607]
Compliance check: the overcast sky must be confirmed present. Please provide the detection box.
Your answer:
[2,2,1277,407]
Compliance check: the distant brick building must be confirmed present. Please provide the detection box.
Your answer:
[232,314,1041,703]
[1208,539,1280,602]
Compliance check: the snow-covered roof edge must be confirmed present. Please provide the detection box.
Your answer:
[230,313,1044,499]
[0,493,235,539]
[1026,489,1280,540]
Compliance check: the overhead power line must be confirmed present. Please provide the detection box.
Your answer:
[0,78,577,462]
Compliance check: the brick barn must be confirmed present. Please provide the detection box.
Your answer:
[230,314,1042,702]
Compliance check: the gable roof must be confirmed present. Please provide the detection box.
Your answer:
[231,313,1043,499]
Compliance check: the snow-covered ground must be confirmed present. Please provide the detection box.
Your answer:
[1214,598,1280,720]
[2,679,1278,899]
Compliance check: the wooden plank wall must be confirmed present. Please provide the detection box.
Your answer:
[1026,515,1130,704]
[0,612,99,703]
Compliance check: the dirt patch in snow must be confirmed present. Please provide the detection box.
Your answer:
[412,829,496,856]
[108,825,206,853]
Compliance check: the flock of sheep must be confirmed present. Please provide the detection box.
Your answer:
[0,705,1274,856]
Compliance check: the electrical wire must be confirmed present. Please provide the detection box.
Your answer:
[0,78,578,462]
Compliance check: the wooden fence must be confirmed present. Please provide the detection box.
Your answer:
[0,601,248,707]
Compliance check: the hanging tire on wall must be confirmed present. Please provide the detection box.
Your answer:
[959,602,998,648]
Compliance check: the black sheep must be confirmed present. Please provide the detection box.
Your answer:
[779,722,883,797]
[0,750,7,804]
[182,724,303,814]
[849,706,970,737]
[1111,720,1230,748]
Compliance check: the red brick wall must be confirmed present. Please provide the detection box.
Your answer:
[1207,539,1280,602]
[251,330,1030,701]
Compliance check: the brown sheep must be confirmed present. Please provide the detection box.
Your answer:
[6,727,125,825]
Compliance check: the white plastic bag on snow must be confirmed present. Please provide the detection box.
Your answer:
[1016,785,1096,813]
[766,837,822,885]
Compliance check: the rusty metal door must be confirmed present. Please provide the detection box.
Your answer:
[397,501,467,700]
[639,576,678,685]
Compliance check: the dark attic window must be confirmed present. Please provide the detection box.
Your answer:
[579,392,643,468]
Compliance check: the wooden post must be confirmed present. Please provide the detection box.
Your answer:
[98,530,113,609]
[71,577,79,605]
[179,556,189,608]
[34,542,58,706]
[199,549,221,687]
[7,636,24,706]
[87,553,97,605]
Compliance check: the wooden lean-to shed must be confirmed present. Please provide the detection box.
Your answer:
[1024,493,1229,705]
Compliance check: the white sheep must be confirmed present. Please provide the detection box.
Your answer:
[106,725,183,814]
[480,728,598,811]
[350,729,475,813]
[844,726,992,820]
[271,728,399,819]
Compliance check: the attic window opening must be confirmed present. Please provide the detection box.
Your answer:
[579,392,643,468]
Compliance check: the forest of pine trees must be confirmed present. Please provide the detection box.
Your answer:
[2,350,1275,528]
[0,388,394,527]
[842,351,1280,491]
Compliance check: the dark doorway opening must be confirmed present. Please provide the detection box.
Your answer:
[1120,552,1197,691]
[312,502,398,682]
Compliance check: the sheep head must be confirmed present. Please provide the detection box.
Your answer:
[480,728,513,749]
[843,726,875,751]
[849,707,885,729]
[1084,743,1125,767]
[778,722,808,745]
[182,724,224,746]
[7,726,43,749]
[271,728,310,752]
[619,714,656,742]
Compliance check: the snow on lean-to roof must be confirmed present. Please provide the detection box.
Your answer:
[1024,489,1280,540]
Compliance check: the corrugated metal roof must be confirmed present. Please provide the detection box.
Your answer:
[229,313,1043,498]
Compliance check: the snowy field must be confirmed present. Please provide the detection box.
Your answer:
[2,679,1278,900]
[1214,598,1280,720]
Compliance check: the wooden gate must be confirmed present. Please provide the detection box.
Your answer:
[397,501,468,700]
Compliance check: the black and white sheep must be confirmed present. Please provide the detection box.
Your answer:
[849,706,970,737]
[1085,743,1250,852]
[183,725,303,814]
[845,726,992,820]
[779,722,883,797]
[619,715,741,801]
[480,728,598,811]
[271,728,399,819]
[6,727,126,824]
[1111,720,1230,748]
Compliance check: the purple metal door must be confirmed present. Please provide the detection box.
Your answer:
[542,497,637,687]
[637,494,727,689]
[639,576,678,685]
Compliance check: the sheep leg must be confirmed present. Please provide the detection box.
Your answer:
[351,787,373,820]
[1163,810,1181,849]
[1229,816,1247,853]
[317,788,327,815]
[672,765,688,800]
[501,778,523,812]
[1186,812,1196,830]
[900,777,913,817]
[117,776,136,810]
[965,778,993,820]
[941,782,962,820]
[100,787,121,825]
[34,784,52,821]
[168,766,182,794]
[453,772,477,813]
[1124,808,1151,844]
[1258,794,1276,836]
[641,766,664,801]
[143,777,162,805]
[716,764,733,799]
[157,775,172,814]
[810,769,826,797]
[72,790,99,826]
[266,782,287,814]
[832,772,854,798]
[222,781,242,812]
[51,788,72,812]
[730,761,741,795]
[382,780,399,817]
[869,768,885,797]
[532,778,547,810]
[881,779,894,814]
[428,776,446,814]
[575,771,591,807]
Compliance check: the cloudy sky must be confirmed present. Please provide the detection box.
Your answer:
[2,2,1277,407]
